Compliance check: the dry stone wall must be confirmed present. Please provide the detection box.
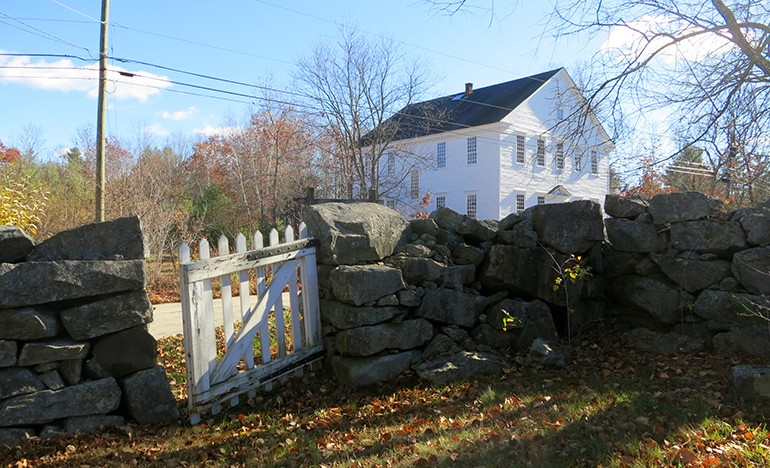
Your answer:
[603,192,770,357]
[305,194,770,400]
[0,217,178,448]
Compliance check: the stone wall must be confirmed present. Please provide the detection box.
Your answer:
[0,217,178,448]
[305,194,770,391]
[306,200,606,387]
[603,192,770,355]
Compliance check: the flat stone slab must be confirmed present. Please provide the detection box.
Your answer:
[0,307,60,340]
[61,290,153,340]
[91,326,157,379]
[321,300,402,329]
[335,319,433,357]
[0,340,16,367]
[0,367,46,400]
[17,339,89,366]
[0,260,146,309]
[0,378,121,426]
[331,351,421,388]
[27,216,144,261]
[415,351,507,383]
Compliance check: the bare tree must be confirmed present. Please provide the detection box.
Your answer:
[425,0,770,205]
[294,26,436,199]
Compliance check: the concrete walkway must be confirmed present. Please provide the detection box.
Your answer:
[148,293,288,339]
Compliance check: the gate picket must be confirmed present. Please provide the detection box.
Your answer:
[178,227,322,423]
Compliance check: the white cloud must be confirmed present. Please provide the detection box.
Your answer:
[161,106,199,121]
[193,125,241,137]
[143,124,170,137]
[0,52,172,102]
[601,15,733,63]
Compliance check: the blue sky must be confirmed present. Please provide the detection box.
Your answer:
[0,0,607,159]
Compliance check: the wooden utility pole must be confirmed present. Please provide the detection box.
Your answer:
[95,0,109,222]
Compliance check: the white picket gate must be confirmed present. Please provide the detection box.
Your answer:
[178,224,323,423]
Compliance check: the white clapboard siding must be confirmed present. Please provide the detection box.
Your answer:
[178,226,322,424]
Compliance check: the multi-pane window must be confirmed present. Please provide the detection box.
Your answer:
[467,137,477,165]
[516,192,526,213]
[555,142,564,170]
[410,171,419,199]
[574,152,582,172]
[437,142,446,169]
[466,193,477,219]
[435,194,446,209]
[536,138,545,167]
[387,153,395,175]
[537,195,545,205]
[516,135,525,164]
[591,149,599,174]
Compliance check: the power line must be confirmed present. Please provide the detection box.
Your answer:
[0,10,93,56]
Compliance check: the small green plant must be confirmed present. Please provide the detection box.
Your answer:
[544,249,593,344]
[500,309,524,331]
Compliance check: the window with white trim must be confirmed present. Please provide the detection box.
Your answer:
[410,171,419,199]
[574,152,582,172]
[436,142,446,169]
[467,137,477,165]
[516,135,525,164]
[591,149,599,174]
[435,194,446,209]
[555,142,564,170]
[537,195,545,205]
[466,193,477,219]
[536,138,545,167]
[516,192,526,213]
[387,153,395,175]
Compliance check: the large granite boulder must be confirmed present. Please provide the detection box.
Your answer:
[604,195,648,219]
[60,290,153,340]
[416,289,486,328]
[304,202,408,265]
[0,378,121,426]
[480,245,583,307]
[651,254,732,293]
[692,290,770,330]
[648,192,713,224]
[335,319,433,357]
[331,351,421,387]
[732,246,770,295]
[605,218,665,253]
[729,207,770,247]
[27,216,145,261]
[0,226,35,263]
[0,260,145,309]
[90,326,157,379]
[713,329,770,357]
[120,365,179,424]
[329,265,405,306]
[608,275,691,324]
[531,200,604,254]
[669,220,747,254]
[484,298,557,350]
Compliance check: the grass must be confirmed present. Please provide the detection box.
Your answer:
[3,323,769,467]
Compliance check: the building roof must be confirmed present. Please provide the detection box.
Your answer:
[382,68,562,143]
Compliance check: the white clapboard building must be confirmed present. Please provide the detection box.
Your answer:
[376,68,613,220]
